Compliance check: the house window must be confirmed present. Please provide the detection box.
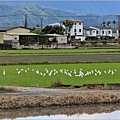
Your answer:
[108,31,111,34]
[79,23,81,25]
[74,29,76,32]
[96,31,98,34]
[79,29,81,32]
[74,23,76,25]
[102,31,104,34]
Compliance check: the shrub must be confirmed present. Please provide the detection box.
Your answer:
[101,40,107,44]
[90,40,98,45]
[51,78,62,87]
[113,39,118,43]
[78,40,87,45]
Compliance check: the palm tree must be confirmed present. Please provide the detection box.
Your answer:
[101,21,106,27]
[112,20,116,28]
[107,21,111,27]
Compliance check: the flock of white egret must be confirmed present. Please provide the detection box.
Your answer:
[2,67,117,78]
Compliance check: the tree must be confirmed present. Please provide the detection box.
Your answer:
[112,20,116,28]
[39,36,49,49]
[32,28,41,34]
[62,20,74,41]
[42,25,65,35]
[107,21,111,27]
[101,21,106,27]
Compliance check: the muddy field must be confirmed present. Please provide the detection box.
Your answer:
[0,53,120,64]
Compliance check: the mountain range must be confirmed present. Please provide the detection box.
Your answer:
[0,1,119,28]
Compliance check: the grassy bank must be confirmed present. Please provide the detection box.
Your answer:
[0,92,119,109]
[0,63,119,87]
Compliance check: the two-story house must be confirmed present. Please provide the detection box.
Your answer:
[70,20,85,41]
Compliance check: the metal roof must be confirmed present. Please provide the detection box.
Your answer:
[91,26,111,29]
[45,34,66,37]
[0,26,30,32]
[6,33,39,36]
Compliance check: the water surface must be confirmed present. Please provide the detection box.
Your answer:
[1,103,120,120]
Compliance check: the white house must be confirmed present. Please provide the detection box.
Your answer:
[112,27,119,39]
[70,20,85,41]
[89,26,113,38]
[84,27,97,37]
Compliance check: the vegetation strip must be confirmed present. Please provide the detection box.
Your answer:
[0,63,119,87]
[0,92,119,109]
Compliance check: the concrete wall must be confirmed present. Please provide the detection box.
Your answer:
[4,34,19,41]
[56,36,67,44]
[0,32,4,43]
[71,22,83,36]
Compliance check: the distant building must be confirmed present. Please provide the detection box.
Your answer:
[84,27,97,37]
[70,20,85,41]
[0,26,38,49]
[45,34,67,44]
[89,26,113,38]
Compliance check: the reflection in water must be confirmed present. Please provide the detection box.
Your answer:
[1,103,120,120]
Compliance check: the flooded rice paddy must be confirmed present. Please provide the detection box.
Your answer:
[1,103,120,120]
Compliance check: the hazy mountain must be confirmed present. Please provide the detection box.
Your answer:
[0,2,118,28]
[1,1,120,15]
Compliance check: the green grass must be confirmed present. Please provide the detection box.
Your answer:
[0,48,120,56]
[0,63,119,87]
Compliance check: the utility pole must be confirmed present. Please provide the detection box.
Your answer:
[40,18,42,33]
[118,15,120,37]
[24,14,28,28]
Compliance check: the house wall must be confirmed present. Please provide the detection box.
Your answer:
[70,22,83,36]
[75,36,86,41]
[90,26,112,37]
[7,28,30,33]
[4,34,19,41]
[100,29,112,36]
[86,30,96,36]
[56,36,67,44]
[0,32,4,43]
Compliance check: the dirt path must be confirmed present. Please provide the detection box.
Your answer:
[0,85,120,97]
[0,53,120,63]
[0,85,120,110]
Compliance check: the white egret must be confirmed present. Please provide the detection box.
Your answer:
[3,69,5,75]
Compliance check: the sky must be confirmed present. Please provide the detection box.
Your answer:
[3,110,120,120]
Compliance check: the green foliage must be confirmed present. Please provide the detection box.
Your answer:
[102,40,107,44]
[42,25,65,35]
[90,40,98,45]
[32,28,40,34]
[62,20,73,32]
[51,78,62,87]
[0,87,6,93]
[78,40,87,45]
[113,39,118,43]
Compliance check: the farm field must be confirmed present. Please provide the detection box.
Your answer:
[0,48,120,56]
[0,48,120,88]
[0,63,119,87]
[0,53,120,64]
